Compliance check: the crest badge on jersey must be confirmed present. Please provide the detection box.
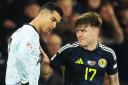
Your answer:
[98,58,107,68]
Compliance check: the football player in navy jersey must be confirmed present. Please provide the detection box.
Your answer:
[41,12,119,85]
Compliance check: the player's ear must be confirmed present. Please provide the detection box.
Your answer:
[38,10,44,16]
[95,27,100,36]
[97,28,100,33]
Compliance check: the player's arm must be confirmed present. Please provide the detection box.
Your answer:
[41,44,70,78]
[50,45,69,71]
[108,72,119,85]
[106,48,120,85]
[40,48,53,78]
[51,48,69,80]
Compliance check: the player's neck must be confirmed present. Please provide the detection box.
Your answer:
[29,18,41,34]
[83,41,98,51]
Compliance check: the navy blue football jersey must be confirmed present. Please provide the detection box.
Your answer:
[50,42,118,85]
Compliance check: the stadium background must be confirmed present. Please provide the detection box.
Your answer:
[0,0,128,85]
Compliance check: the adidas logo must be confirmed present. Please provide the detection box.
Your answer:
[75,58,84,64]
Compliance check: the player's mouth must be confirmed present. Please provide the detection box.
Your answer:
[78,38,85,41]
[48,28,53,33]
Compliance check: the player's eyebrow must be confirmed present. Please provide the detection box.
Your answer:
[52,17,58,22]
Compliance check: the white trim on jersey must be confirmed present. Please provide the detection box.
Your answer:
[51,42,79,61]
[51,54,57,61]
[58,42,79,54]
[113,63,117,69]
[58,44,71,54]
[72,42,79,47]
[99,43,117,60]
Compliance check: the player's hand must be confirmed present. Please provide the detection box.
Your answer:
[40,48,50,64]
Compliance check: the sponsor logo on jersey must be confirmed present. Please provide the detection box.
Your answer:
[75,58,84,64]
[98,58,107,68]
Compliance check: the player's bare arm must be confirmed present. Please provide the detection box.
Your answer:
[40,48,53,78]
[40,48,50,64]
[108,72,120,85]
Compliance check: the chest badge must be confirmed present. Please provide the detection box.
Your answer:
[75,58,84,64]
[98,58,107,68]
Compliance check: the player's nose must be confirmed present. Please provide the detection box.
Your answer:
[52,22,57,28]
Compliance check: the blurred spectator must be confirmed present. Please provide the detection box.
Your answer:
[3,20,16,29]
[17,2,40,27]
[39,33,63,85]
[57,0,73,18]
[0,0,31,27]
[99,3,124,45]
[120,5,128,40]
[56,0,74,29]
[116,4,128,83]
[120,0,128,4]
[47,34,62,57]
[54,0,78,45]
[75,0,102,13]
[1,19,16,58]
[0,53,6,85]
[25,2,40,19]
[86,0,101,11]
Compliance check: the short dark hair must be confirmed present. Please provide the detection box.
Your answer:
[75,12,102,28]
[41,2,63,17]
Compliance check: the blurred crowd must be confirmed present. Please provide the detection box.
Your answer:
[0,0,128,85]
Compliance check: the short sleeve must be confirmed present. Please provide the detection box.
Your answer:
[106,50,118,75]
[50,44,70,71]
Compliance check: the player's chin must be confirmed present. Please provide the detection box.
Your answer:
[78,41,85,46]
[79,40,88,45]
